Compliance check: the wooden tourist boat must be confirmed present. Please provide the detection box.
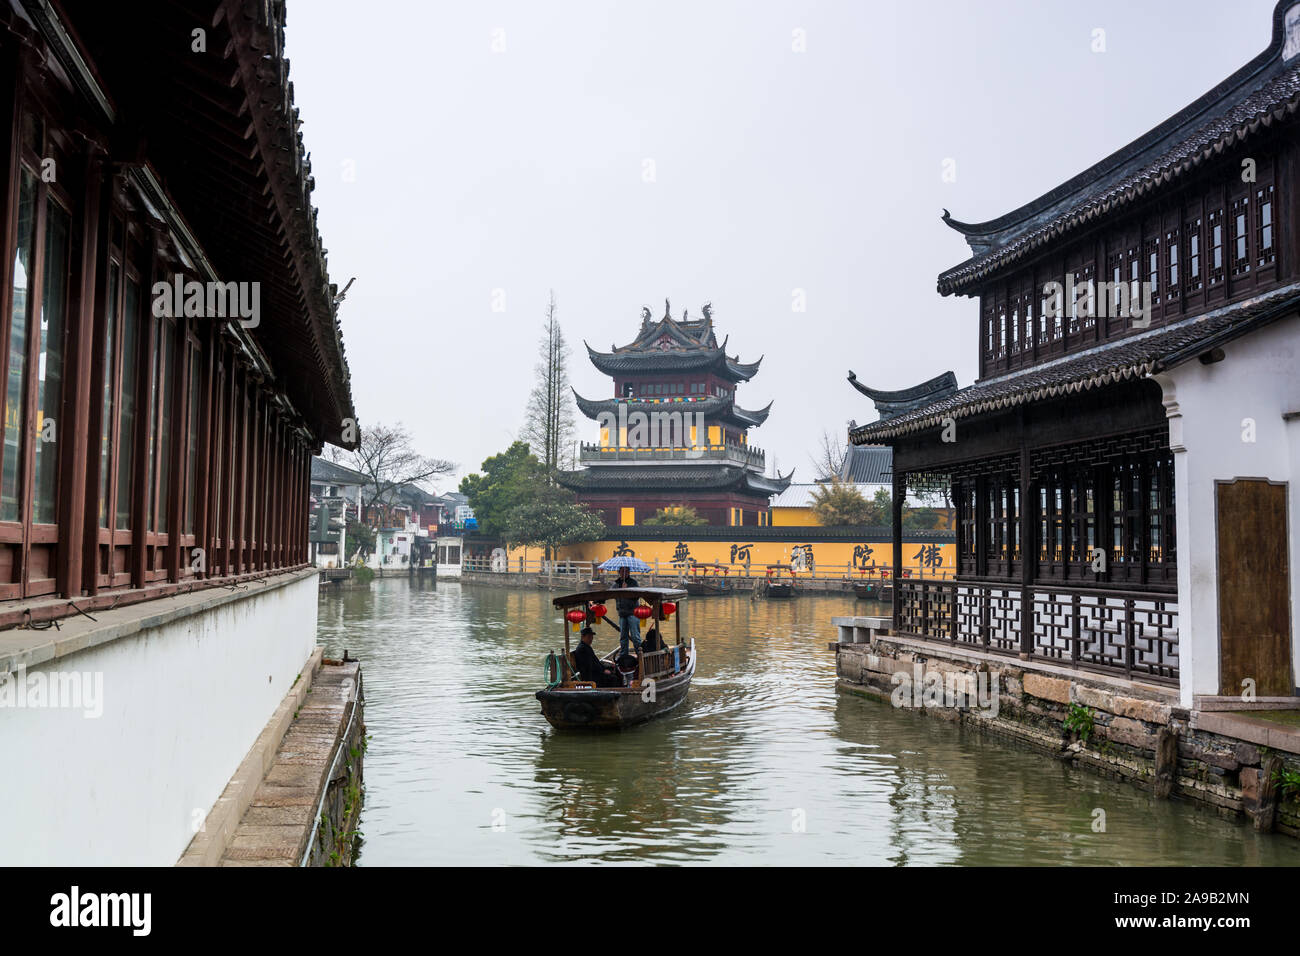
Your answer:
[536,587,695,730]
[684,562,732,596]
[853,580,881,599]
[764,564,797,598]
[852,567,911,600]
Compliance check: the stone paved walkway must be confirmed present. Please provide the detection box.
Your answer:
[220,661,360,866]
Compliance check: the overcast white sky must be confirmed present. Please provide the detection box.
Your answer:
[286,0,1276,489]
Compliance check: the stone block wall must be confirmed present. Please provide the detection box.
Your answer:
[837,637,1300,837]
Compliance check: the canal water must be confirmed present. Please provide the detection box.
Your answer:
[316,578,1300,866]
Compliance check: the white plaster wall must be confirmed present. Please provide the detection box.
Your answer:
[0,573,318,865]
[1156,312,1300,707]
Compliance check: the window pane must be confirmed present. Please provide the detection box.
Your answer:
[115,279,140,528]
[33,197,70,524]
[2,170,36,523]
[98,264,119,527]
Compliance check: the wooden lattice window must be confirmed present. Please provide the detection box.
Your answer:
[1256,184,1275,267]
[1148,454,1176,567]
[1106,249,1123,318]
[1009,292,1022,354]
[1110,461,1143,566]
[1164,227,1180,303]
[1184,216,1202,292]
[1038,468,1065,564]
[958,480,976,574]
[1040,281,1060,342]
[1230,195,1250,276]
[1144,235,1161,308]
[986,476,1006,561]
[1008,484,1020,560]
[1208,207,1225,285]
[1069,470,1096,565]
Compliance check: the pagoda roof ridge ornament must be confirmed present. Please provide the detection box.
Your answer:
[584,304,761,381]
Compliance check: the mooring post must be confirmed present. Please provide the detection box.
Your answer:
[1154,727,1178,799]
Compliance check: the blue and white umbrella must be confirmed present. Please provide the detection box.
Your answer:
[599,555,651,573]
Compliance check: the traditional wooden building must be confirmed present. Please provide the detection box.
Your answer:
[560,301,791,526]
[0,0,356,864]
[851,1,1300,708]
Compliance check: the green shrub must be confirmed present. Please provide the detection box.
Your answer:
[1063,703,1095,746]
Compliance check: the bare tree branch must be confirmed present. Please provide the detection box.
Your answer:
[520,290,576,478]
[810,428,848,482]
[332,422,455,524]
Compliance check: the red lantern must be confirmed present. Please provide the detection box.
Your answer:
[633,605,653,620]
[660,601,676,618]
[590,603,608,618]
[565,609,586,624]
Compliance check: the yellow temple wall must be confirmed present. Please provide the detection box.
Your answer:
[506,537,955,577]
[770,506,820,527]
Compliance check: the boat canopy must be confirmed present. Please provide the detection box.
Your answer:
[553,587,688,608]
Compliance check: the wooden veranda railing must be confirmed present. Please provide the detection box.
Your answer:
[894,579,1179,683]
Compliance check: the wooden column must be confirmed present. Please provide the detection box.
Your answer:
[891,469,904,633]
[129,241,158,589]
[164,322,187,583]
[219,343,236,575]
[1019,426,1034,659]
[244,385,257,571]
[191,324,214,578]
[62,147,105,598]
[270,414,281,567]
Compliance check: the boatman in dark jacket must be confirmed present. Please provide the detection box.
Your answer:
[573,627,617,686]
[613,565,643,657]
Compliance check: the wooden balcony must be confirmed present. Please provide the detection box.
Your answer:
[579,442,765,469]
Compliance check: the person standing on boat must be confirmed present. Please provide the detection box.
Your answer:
[613,565,643,657]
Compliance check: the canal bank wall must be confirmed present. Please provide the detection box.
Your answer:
[834,630,1300,838]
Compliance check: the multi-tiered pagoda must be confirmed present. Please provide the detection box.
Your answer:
[560,301,791,527]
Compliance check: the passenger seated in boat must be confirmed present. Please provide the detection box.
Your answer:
[574,627,619,687]
[615,654,639,684]
[642,627,664,653]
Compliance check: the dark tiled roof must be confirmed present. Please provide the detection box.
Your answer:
[938,2,1300,295]
[851,283,1300,443]
[64,0,357,445]
[847,371,958,419]
[838,444,893,483]
[573,391,772,426]
[311,457,369,486]
[586,344,762,381]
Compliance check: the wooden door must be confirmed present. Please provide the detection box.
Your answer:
[1217,479,1293,696]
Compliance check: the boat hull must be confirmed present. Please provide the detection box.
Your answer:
[766,583,795,598]
[684,581,729,596]
[536,642,695,730]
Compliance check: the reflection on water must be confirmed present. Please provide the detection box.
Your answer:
[316,578,1300,866]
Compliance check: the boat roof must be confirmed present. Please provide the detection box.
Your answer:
[553,586,688,608]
